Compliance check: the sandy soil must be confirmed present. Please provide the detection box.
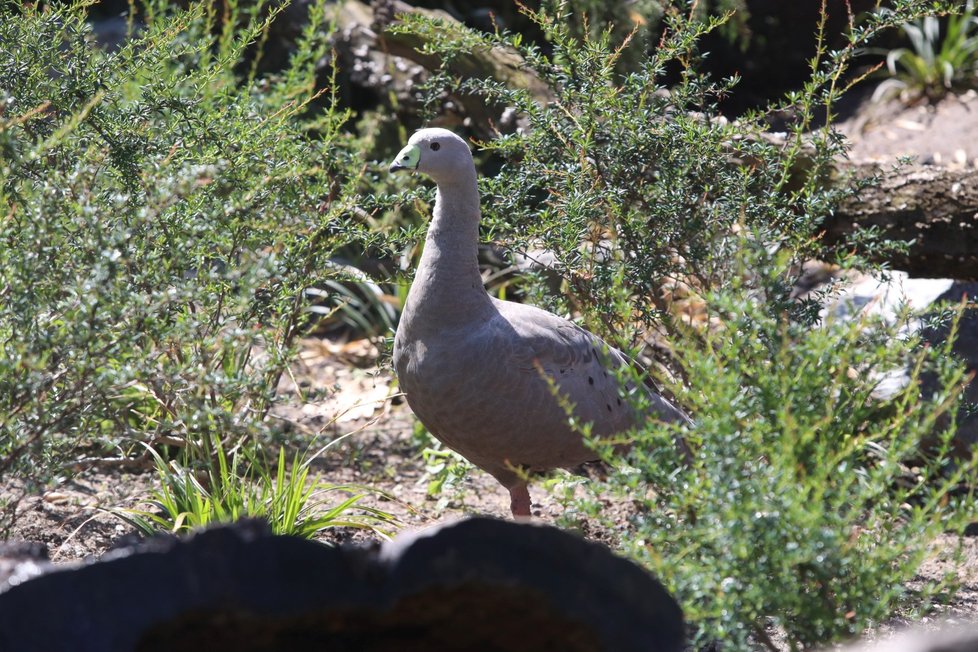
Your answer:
[838,88,978,169]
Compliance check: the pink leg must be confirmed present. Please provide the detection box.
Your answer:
[509,483,532,518]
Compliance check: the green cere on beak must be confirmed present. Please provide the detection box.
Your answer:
[389,144,421,173]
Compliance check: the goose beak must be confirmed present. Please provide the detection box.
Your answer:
[389,144,421,173]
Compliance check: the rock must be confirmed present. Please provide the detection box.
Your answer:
[821,273,978,449]
[0,518,683,652]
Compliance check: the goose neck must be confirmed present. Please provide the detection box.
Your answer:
[408,178,489,322]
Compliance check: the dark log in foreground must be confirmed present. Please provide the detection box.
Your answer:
[826,164,978,280]
[0,518,683,652]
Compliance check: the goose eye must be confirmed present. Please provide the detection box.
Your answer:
[430,142,441,151]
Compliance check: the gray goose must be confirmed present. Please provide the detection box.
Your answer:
[389,128,690,517]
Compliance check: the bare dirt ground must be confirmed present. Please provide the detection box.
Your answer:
[3,339,585,561]
[6,87,978,648]
[838,88,978,169]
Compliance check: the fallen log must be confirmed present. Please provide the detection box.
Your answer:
[332,0,552,136]
[826,163,978,280]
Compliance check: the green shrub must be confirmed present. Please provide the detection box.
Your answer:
[0,1,404,530]
[391,0,976,648]
[580,251,975,649]
[393,0,922,337]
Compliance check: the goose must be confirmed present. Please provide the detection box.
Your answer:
[390,128,690,517]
